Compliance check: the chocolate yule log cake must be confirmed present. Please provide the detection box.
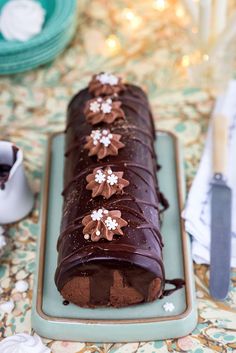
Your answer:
[55,73,184,308]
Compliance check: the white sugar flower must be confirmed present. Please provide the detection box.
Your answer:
[105,217,118,230]
[100,136,111,147]
[95,170,106,184]
[163,302,175,312]
[91,130,101,141]
[101,101,112,114]
[97,73,109,84]
[107,173,118,185]
[91,209,103,221]
[90,101,101,113]
[97,73,118,85]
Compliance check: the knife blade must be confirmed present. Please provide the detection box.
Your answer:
[210,114,232,300]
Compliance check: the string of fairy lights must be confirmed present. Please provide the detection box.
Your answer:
[103,0,235,76]
[104,0,196,66]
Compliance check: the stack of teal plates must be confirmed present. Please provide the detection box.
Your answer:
[0,0,77,75]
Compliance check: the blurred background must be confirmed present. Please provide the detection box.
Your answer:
[2,0,234,188]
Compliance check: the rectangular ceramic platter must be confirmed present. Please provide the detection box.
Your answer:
[32,131,197,342]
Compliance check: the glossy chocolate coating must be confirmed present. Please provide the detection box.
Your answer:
[55,84,168,306]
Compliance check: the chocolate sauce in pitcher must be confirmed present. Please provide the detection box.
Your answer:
[0,146,18,190]
[0,164,11,190]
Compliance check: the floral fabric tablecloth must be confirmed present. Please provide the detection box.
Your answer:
[0,0,235,352]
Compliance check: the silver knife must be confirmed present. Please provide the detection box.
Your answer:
[210,114,232,300]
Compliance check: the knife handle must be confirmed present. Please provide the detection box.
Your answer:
[213,114,229,175]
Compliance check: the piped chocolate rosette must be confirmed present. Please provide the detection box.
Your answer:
[88,72,126,96]
[84,97,125,125]
[82,208,127,242]
[84,129,124,159]
[55,72,184,308]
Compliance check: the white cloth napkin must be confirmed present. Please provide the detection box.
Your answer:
[183,80,236,267]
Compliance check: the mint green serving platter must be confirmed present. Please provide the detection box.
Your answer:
[32,131,197,342]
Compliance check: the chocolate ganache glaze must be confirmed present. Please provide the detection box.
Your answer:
[55,75,184,308]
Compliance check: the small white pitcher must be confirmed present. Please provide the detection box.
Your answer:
[0,141,34,224]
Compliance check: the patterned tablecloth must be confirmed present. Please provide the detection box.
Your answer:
[0,0,235,352]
